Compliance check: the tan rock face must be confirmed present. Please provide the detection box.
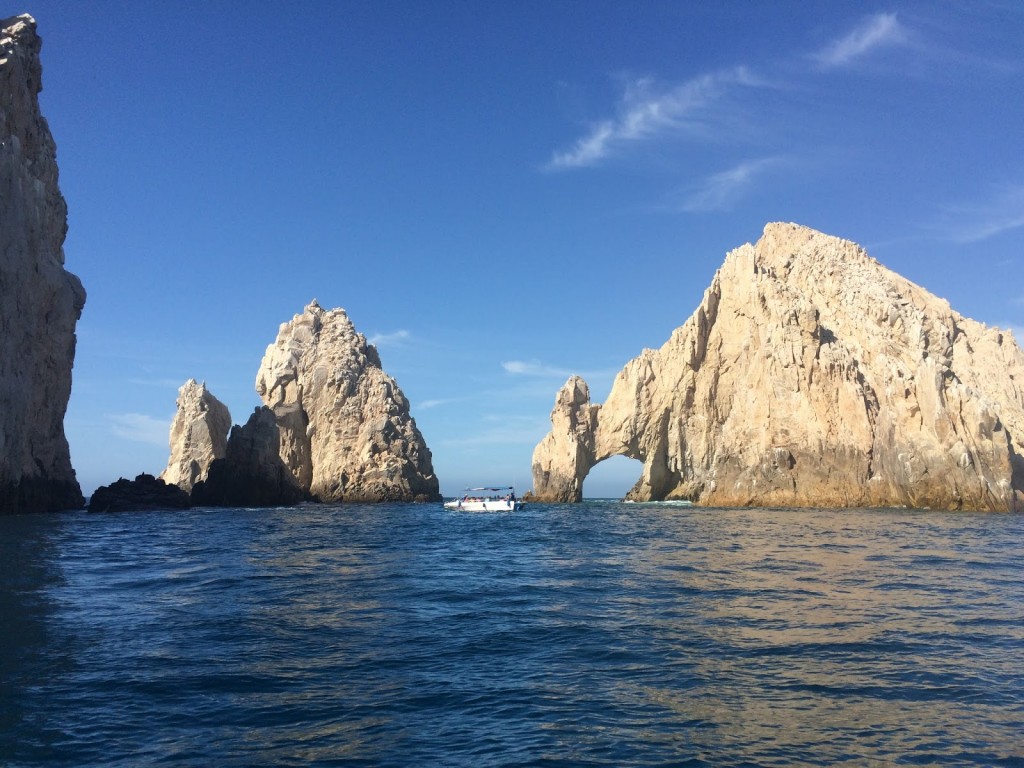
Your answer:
[255,301,441,502]
[531,376,600,503]
[159,379,232,493]
[532,223,1024,511]
[0,16,86,513]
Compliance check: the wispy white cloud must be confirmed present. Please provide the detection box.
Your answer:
[418,397,460,410]
[813,13,908,69]
[547,67,763,170]
[109,413,169,447]
[502,359,575,377]
[127,377,190,389]
[368,329,411,347]
[546,12,916,178]
[936,184,1024,243]
[439,421,548,447]
[679,157,782,212]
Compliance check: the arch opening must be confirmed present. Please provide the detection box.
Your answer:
[583,455,643,500]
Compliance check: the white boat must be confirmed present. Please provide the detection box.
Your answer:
[444,487,523,512]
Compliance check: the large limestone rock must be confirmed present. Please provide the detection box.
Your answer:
[0,15,86,514]
[255,301,441,502]
[159,379,232,493]
[532,223,1024,511]
[191,407,309,508]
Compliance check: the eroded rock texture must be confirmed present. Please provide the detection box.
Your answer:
[190,407,310,508]
[0,15,86,513]
[532,223,1024,511]
[255,301,440,502]
[159,379,231,494]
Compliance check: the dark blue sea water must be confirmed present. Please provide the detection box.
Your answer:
[2,502,1022,767]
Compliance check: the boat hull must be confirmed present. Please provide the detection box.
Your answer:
[444,499,522,512]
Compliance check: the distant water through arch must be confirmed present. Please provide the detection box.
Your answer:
[583,454,643,499]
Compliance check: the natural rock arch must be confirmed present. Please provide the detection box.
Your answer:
[531,223,1024,511]
[530,376,683,503]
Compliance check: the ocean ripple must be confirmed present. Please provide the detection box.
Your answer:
[1,503,1022,766]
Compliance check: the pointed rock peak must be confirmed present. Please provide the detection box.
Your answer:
[255,303,440,502]
[749,222,871,274]
[557,376,591,407]
[160,380,232,494]
[2,14,37,36]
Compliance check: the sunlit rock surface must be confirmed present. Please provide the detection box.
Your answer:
[532,223,1024,511]
[159,379,231,494]
[256,301,441,502]
[0,15,86,513]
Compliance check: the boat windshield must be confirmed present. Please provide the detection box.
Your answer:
[460,487,516,500]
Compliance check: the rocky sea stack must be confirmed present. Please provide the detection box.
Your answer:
[159,379,231,494]
[532,223,1024,511]
[255,301,441,503]
[163,301,441,505]
[0,15,86,514]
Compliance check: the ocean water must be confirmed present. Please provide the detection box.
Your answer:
[1,501,1022,767]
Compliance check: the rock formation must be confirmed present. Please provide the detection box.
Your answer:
[159,379,231,494]
[0,15,86,514]
[191,407,310,507]
[532,223,1024,512]
[256,301,441,502]
[88,474,190,513]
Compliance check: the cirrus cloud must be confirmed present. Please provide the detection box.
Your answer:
[109,413,170,447]
[546,67,764,170]
[368,329,411,347]
[812,13,908,69]
[679,157,783,212]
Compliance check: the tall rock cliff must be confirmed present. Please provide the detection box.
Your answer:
[255,301,441,502]
[0,15,85,514]
[533,223,1024,511]
[159,379,231,494]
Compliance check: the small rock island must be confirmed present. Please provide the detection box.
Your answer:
[160,302,441,506]
[532,223,1024,511]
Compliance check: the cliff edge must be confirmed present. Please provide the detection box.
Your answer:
[0,15,86,513]
[532,223,1024,511]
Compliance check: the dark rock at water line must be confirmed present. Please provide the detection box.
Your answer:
[88,474,190,513]
[190,406,311,508]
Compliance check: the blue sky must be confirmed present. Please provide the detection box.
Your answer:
[22,1,1024,498]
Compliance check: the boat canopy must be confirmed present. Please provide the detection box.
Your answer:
[463,486,514,492]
